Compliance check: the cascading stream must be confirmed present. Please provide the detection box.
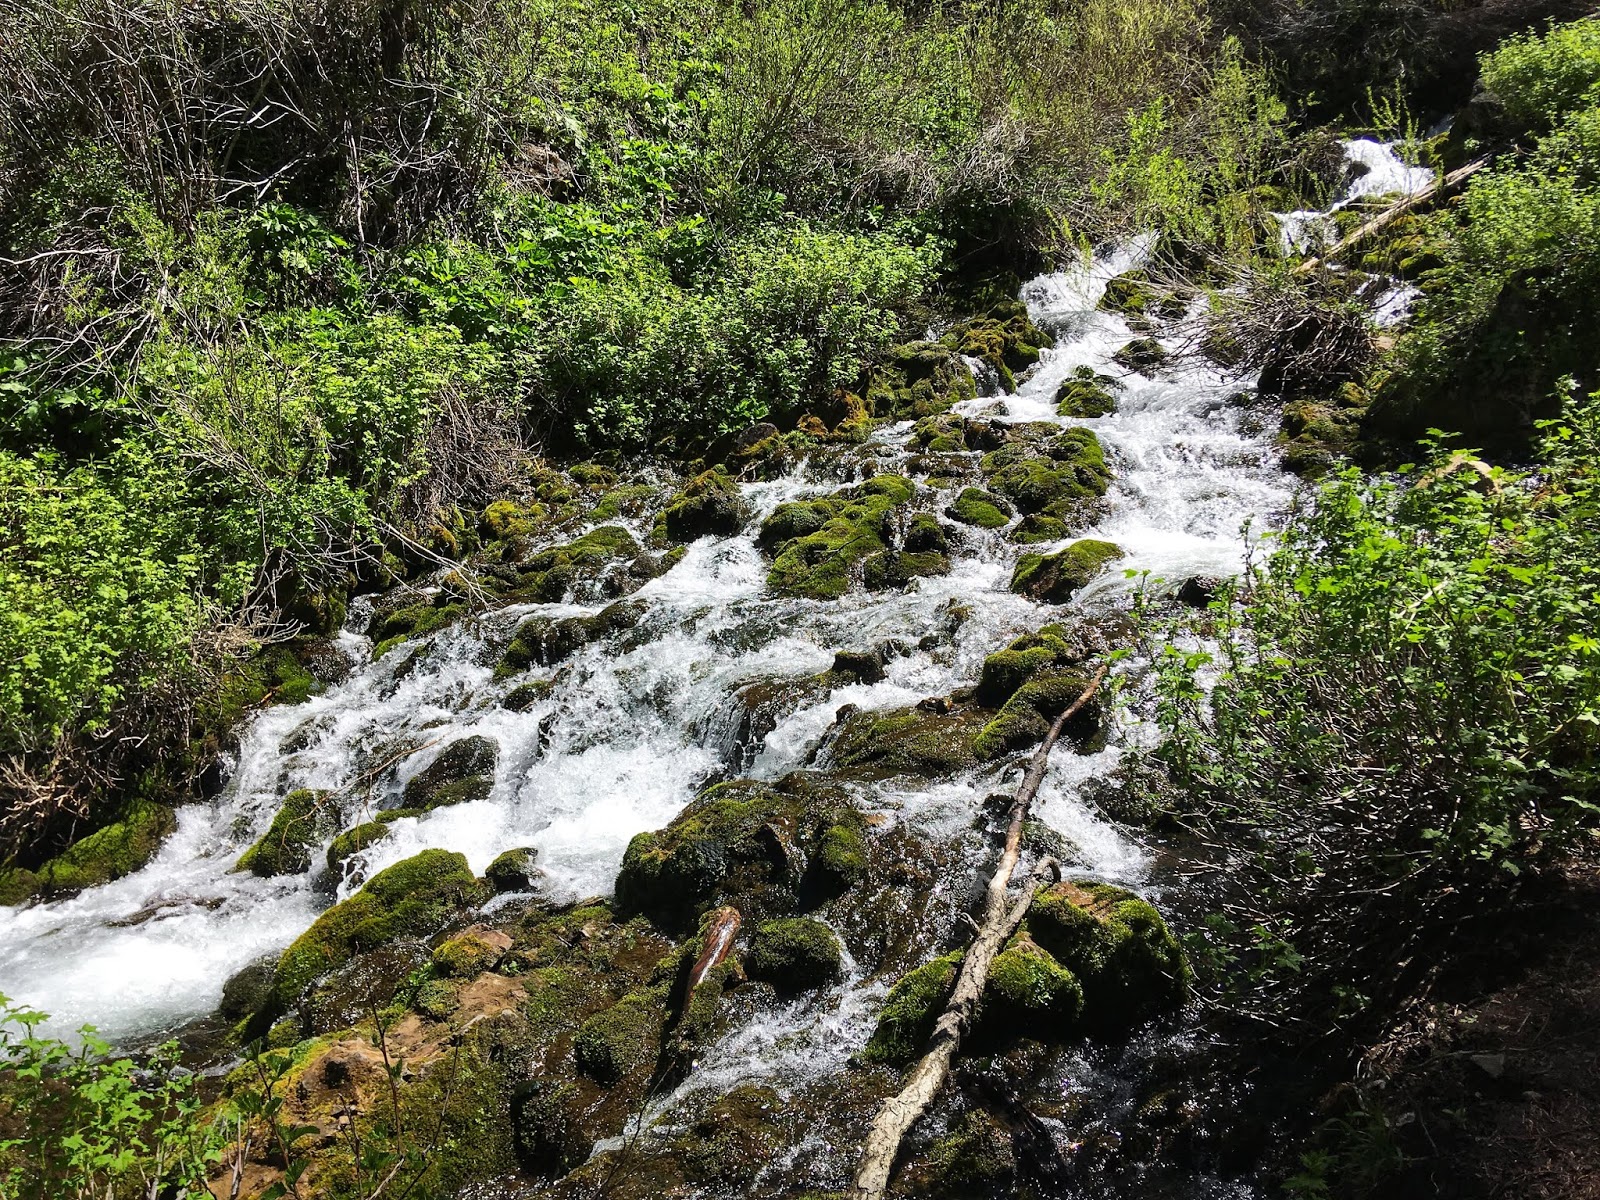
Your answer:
[0,147,1425,1160]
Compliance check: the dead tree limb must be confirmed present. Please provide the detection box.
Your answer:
[851,661,1110,1200]
[1293,157,1488,276]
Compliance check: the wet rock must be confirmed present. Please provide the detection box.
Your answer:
[219,955,279,1024]
[945,486,1013,529]
[236,789,338,877]
[485,846,542,893]
[16,802,177,900]
[513,1079,590,1177]
[973,668,1102,759]
[655,468,750,542]
[905,511,951,554]
[1011,538,1125,603]
[862,548,951,590]
[403,735,498,810]
[274,848,485,1005]
[984,933,1085,1027]
[942,300,1055,393]
[325,819,399,876]
[1008,513,1071,544]
[501,678,555,711]
[1176,575,1223,607]
[827,704,991,775]
[976,625,1085,707]
[1112,337,1169,375]
[979,427,1111,521]
[498,600,644,673]
[925,1108,1017,1195]
[744,917,843,992]
[762,475,916,599]
[862,950,964,1064]
[831,648,887,683]
[303,942,432,1035]
[1054,367,1122,417]
[574,984,669,1082]
[433,925,513,977]
[506,525,640,601]
[862,341,979,419]
[910,412,971,453]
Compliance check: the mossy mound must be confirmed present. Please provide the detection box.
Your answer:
[210,644,322,725]
[655,469,749,542]
[984,933,1084,1027]
[942,300,1054,392]
[1025,880,1189,1026]
[1011,538,1125,604]
[1099,269,1187,322]
[614,777,869,930]
[975,625,1083,707]
[432,928,506,977]
[325,819,395,874]
[827,705,991,775]
[1054,367,1122,418]
[367,596,466,658]
[504,525,642,601]
[236,788,338,877]
[498,599,644,674]
[924,1109,1017,1195]
[1112,337,1169,375]
[502,678,555,711]
[904,512,950,554]
[574,984,670,1083]
[744,918,843,992]
[972,669,1101,759]
[1008,513,1071,544]
[275,848,484,1004]
[485,846,541,893]
[945,487,1012,529]
[402,735,498,810]
[762,475,917,599]
[862,549,950,590]
[10,802,178,900]
[978,426,1111,523]
[861,950,963,1064]
[481,499,543,541]
[910,412,971,453]
[862,341,978,419]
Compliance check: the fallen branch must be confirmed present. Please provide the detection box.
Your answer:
[1292,157,1488,276]
[851,661,1109,1200]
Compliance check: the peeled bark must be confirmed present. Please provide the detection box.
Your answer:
[850,661,1109,1200]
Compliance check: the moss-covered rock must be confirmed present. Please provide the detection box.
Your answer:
[432,927,507,977]
[211,644,322,725]
[862,341,978,419]
[1011,539,1125,604]
[862,950,964,1064]
[862,549,950,591]
[1025,880,1189,1025]
[763,475,916,599]
[983,933,1084,1027]
[1054,367,1122,418]
[502,678,555,712]
[1008,513,1071,544]
[827,705,990,776]
[655,469,750,542]
[402,735,498,810]
[505,525,641,601]
[275,849,484,1004]
[1112,337,1169,375]
[367,597,466,659]
[904,512,950,554]
[512,1079,590,1177]
[975,626,1083,707]
[944,487,1012,529]
[614,778,868,930]
[498,599,644,675]
[973,669,1101,759]
[942,301,1053,392]
[30,802,176,896]
[236,788,337,877]
[745,918,843,992]
[814,822,868,889]
[573,984,669,1083]
[925,1108,1016,1195]
[485,846,541,893]
[0,868,41,906]
[979,427,1111,523]
[325,820,393,874]
[910,412,971,453]
[481,499,542,541]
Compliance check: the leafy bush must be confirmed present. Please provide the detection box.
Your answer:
[1148,397,1600,1033]
[1480,14,1600,127]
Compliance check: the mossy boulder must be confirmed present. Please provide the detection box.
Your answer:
[573,984,669,1083]
[1112,337,1169,375]
[432,927,507,977]
[1011,539,1125,604]
[485,846,541,893]
[325,820,394,874]
[506,525,641,601]
[979,427,1111,522]
[498,600,643,674]
[513,1079,590,1177]
[28,802,177,896]
[502,678,555,711]
[210,644,321,725]
[862,341,978,419]
[983,933,1084,1027]
[1024,880,1189,1026]
[481,499,542,541]
[925,1109,1017,1195]
[1008,514,1071,544]
[1054,368,1122,418]
[236,789,338,877]
[614,778,868,930]
[904,512,950,554]
[975,626,1083,707]
[275,848,484,1004]
[402,735,498,810]
[763,475,916,599]
[862,549,950,591]
[862,950,964,1064]
[942,300,1054,392]
[973,669,1102,759]
[367,596,466,659]
[827,705,991,776]
[655,469,750,542]
[744,918,843,992]
[910,412,971,453]
[945,487,1012,529]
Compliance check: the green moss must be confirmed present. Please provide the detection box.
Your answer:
[1009,514,1070,543]
[236,788,337,877]
[862,341,978,419]
[508,525,640,601]
[655,469,749,542]
[590,484,657,522]
[1054,368,1121,418]
[980,428,1110,521]
[403,735,498,810]
[975,626,1080,706]
[275,849,483,1003]
[211,644,321,728]
[764,475,916,599]
[498,599,643,674]
[485,846,541,893]
[927,1109,1016,1193]
[1100,270,1154,315]
[481,499,541,541]
[1112,337,1168,374]
[745,918,843,992]
[942,301,1053,393]
[984,933,1084,1026]
[828,706,988,775]
[1011,538,1125,603]
[973,669,1099,759]
[1025,881,1189,1025]
[0,868,41,906]
[502,679,554,711]
[815,823,868,890]
[862,549,950,590]
[35,802,176,895]
[910,413,970,452]
[433,929,504,977]
[569,462,618,489]
[905,512,949,554]
[414,978,458,1020]
[326,820,392,874]
[573,984,668,1083]
[945,487,1012,529]
[862,950,964,1064]
[513,1079,589,1177]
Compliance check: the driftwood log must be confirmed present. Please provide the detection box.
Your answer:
[1293,157,1488,276]
[850,661,1110,1200]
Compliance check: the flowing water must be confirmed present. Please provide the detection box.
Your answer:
[0,138,1430,1193]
